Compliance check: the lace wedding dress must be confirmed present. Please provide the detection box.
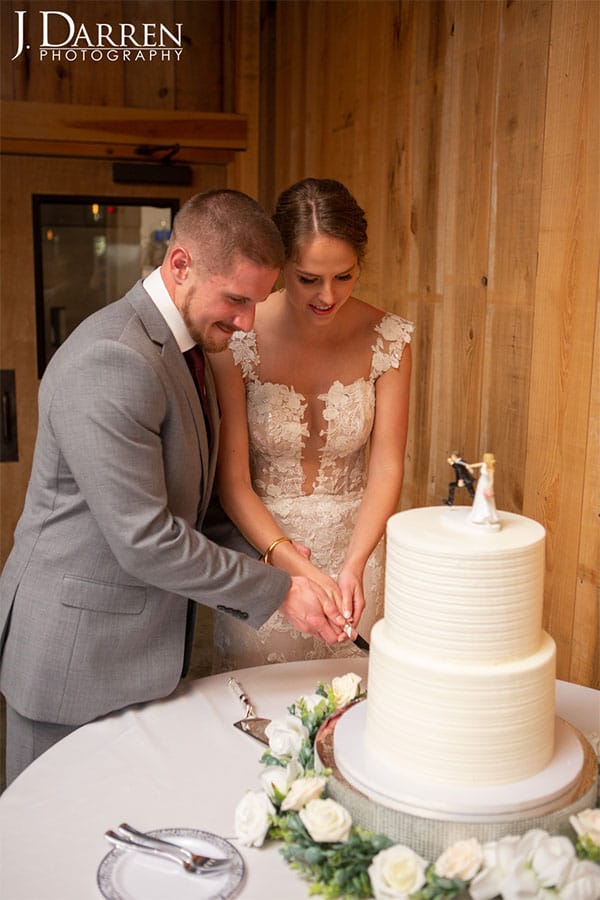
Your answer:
[212,313,414,671]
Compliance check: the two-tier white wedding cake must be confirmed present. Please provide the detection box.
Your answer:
[324,503,595,857]
[365,506,555,785]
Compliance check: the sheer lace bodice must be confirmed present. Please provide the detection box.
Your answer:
[212,312,413,671]
[229,314,413,500]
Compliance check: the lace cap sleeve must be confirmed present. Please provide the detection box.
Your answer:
[229,330,260,382]
[370,313,414,381]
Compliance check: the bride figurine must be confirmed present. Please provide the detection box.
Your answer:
[468,452,500,527]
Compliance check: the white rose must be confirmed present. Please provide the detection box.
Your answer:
[265,715,309,759]
[296,692,326,712]
[368,844,427,899]
[530,833,576,888]
[469,835,522,900]
[470,830,579,900]
[281,775,327,811]
[331,673,362,707]
[434,838,484,881]
[570,809,600,847]
[499,863,541,899]
[234,790,275,847]
[560,859,600,900]
[260,759,303,801]
[299,798,352,843]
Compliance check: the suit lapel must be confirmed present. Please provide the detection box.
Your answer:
[164,340,214,517]
[127,283,218,523]
[199,360,220,521]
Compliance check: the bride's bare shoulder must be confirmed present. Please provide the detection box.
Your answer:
[348,297,388,333]
[257,290,282,313]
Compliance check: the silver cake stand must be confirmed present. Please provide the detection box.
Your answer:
[315,701,598,861]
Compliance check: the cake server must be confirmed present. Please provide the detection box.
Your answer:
[228,676,271,745]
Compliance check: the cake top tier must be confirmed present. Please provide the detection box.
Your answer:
[383,504,548,664]
[387,506,545,559]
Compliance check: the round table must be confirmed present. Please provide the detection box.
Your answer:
[0,658,598,900]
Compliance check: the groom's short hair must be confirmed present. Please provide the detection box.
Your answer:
[170,190,285,274]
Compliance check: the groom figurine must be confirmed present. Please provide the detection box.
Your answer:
[443,451,476,505]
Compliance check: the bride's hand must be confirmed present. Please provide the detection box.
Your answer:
[337,567,366,633]
[300,565,349,633]
[313,570,345,621]
[290,540,311,561]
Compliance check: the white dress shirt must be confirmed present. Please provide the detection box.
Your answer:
[143,267,195,353]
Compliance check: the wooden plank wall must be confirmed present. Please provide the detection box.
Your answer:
[267,0,599,688]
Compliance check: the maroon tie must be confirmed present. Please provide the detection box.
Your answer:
[184,346,213,448]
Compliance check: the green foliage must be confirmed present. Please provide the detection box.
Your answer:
[298,738,317,772]
[286,682,367,774]
[273,817,472,900]
[272,811,393,899]
[412,865,470,900]
[576,834,600,862]
[290,688,336,741]
[260,749,287,767]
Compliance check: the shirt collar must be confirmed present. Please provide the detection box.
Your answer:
[143,268,196,353]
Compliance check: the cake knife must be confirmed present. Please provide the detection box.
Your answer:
[228,677,271,745]
[353,634,369,652]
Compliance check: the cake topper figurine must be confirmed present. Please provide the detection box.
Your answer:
[467,452,500,527]
[442,452,476,506]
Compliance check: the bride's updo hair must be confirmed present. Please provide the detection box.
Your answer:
[272,178,368,265]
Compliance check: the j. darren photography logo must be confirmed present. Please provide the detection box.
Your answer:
[11,10,184,62]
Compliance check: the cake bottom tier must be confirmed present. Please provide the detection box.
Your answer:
[316,708,597,863]
[366,622,556,785]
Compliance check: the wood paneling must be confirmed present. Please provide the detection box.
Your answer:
[229,1,261,196]
[523,0,600,685]
[268,0,600,687]
[1,101,247,153]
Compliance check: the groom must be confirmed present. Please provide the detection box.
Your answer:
[0,190,347,784]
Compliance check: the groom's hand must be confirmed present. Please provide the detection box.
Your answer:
[279,576,346,644]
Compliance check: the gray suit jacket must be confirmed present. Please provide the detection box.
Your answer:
[0,282,289,725]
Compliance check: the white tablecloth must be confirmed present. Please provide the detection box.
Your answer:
[0,657,598,900]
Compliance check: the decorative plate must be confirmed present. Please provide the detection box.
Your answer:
[97,827,244,900]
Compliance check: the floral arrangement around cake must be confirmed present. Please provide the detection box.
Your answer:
[234,673,600,900]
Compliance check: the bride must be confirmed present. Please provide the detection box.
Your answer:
[209,178,413,669]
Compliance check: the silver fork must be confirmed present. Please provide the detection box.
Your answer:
[105,826,232,875]
[118,822,233,871]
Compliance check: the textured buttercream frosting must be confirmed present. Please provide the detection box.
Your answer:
[366,506,556,785]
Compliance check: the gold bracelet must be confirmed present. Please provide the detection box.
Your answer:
[262,535,292,565]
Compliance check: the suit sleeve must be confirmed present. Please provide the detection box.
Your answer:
[48,339,289,628]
